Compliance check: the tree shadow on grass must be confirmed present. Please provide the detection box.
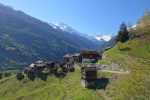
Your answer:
[87,78,109,90]
[96,78,109,90]
[120,47,131,51]
[55,72,67,78]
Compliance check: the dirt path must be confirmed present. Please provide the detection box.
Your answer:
[98,70,124,74]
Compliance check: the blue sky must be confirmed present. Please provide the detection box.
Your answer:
[0,0,149,35]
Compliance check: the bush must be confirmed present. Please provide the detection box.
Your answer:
[16,72,24,81]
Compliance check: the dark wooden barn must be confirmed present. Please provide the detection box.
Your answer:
[45,61,55,73]
[35,60,46,73]
[81,50,101,59]
[81,67,97,81]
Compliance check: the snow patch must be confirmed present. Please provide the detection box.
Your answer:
[101,35,112,41]
[0,1,17,11]
[90,34,112,41]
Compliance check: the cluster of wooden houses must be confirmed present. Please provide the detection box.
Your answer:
[23,60,74,78]
[20,50,102,79]
[24,60,54,75]
[63,50,106,88]
[63,50,103,64]
[17,50,110,87]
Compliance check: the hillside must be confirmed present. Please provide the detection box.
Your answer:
[0,2,149,100]
[102,27,150,99]
[0,31,149,100]
[0,69,114,100]
[0,4,98,69]
[102,15,150,99]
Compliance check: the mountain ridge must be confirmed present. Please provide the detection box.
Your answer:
[0,4,98,68]
[49,22,112,41]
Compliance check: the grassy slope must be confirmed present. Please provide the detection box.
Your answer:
[103,32,150,99]
[0,33,149,100]
[0,70,110,100]
[0,70,18,79]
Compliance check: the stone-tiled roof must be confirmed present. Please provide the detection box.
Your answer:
[29,63,35,68]
[36,60,44,64]
[35,60,46,67]
[81,50,99,54]
[83,67,97,72]
[73,53,81,57]
[63,54,73,58]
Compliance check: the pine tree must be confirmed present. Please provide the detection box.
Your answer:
[116,22,129,43]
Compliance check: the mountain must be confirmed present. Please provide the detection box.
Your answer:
[98,36,116,51]
[0,3,98,69]
[89,34,112,41]
[49,23,113,46]
[51,23,80,34]
[0,23,149,100]
[51,23,112,41]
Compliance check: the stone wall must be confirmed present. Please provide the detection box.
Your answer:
[101,54,130,74]
[102,54,128,69]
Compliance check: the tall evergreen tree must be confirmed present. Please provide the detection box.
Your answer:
[116,22,129,43]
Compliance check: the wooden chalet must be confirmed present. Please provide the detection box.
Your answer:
[24,63,36,74]
[81,50,102,59]
[46,61,55,68]
[34,60,46,73]
[29,63,35,68]
[81,67,97,81]
[64,53,81,63]
[45,61,56,73]
[63,54,74,64]
[24,67,32,74]
[35,60,46,67]
[73,53,81,62]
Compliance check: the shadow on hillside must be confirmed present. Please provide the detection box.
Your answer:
[120,47,131,51]
[37,73,49,81]
[28,75,35,81]
[27,73,35,81]
[87,78,109,90]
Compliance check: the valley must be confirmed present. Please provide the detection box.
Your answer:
[0,3,111,69]
[0,1,149,100]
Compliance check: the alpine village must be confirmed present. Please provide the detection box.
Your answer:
[0,1,150,100]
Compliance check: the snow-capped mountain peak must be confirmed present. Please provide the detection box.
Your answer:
[49,22,112,42]
[49,23,58,29]
[0,1,14,9]
[90,34,112,41]
[55,23,68,30]
[0,1,7,6]
[50,22,80,34]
